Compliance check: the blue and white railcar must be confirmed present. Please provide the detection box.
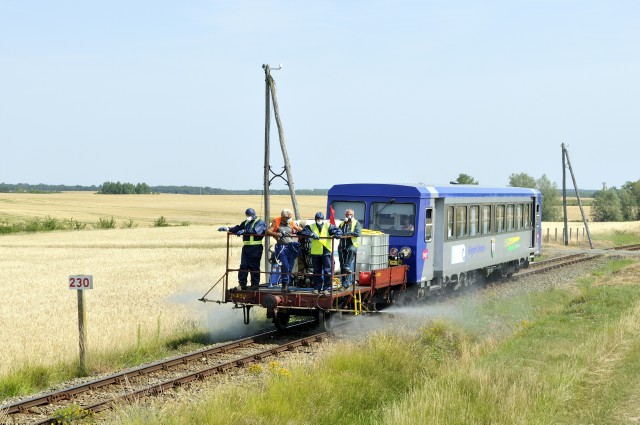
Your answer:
[327,183,542,297]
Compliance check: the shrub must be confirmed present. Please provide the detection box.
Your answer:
[121,219,138,229]
[153,216,169,227]
[95,217,116,229]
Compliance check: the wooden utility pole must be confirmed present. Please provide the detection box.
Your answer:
[262,63,300,269]
[562,146,568,245]
[263,64,300,219]
[562,143,593,248]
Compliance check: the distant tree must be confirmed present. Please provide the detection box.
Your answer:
[453,173,478,185]
[135,183,151,194]
[591,187,623,222]
[508,172,537,188]
[621,180,640,220]
[618,187,637,221]
[100,181,151,194]
[536,174,561,222]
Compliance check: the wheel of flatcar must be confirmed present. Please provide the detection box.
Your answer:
[273,311,290,330]
[315,310,347,331]
[375,288,396,311]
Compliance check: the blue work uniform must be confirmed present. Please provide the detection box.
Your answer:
[300,222,342,291]
[229,218,267,288]
[338,218,362,288]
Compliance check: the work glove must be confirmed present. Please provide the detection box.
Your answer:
[236,230,245,236]
[311,233,320,240]
[218,227,228,232]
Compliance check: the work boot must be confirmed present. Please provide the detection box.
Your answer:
[249,284,260,290]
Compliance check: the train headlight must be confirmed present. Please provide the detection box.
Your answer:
[399,246,412,259]
[389,247,398,257]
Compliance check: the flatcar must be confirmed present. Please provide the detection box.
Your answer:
[201,183,542,330]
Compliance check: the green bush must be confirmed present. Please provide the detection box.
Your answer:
[153,216,169,227]
[95,217,116,229]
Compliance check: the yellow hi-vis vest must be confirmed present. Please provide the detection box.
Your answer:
[243,219,263,246]
[309,222,332,255]
[341,220,360,248]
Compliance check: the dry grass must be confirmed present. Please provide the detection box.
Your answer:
[0,193,326,376]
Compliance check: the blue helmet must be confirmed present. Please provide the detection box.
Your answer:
[245,208,256,218]
[315,212,324,220]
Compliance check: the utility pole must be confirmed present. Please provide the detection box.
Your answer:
[263,65,272,269]
[262,63,300,269]
[562,146,568,245]
[562,143,593,248]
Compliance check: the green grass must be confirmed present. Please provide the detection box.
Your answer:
[106,258,640,425]
[610,230,640,246]
[0,326,212,402]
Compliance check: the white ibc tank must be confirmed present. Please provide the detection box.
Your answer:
[356,231,389,273]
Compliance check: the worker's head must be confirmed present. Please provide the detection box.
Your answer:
[245,208,256,219]
[315,211,324,225]
[345,209,354,221]
[281,208,293,222]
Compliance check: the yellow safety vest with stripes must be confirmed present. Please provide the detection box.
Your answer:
[309,222,332,255]
[243,219,263,246]
[340,220,360,248]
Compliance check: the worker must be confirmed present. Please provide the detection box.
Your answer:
[266,208,302,292]
[300,212,342,295]
[338,208,362,289]
[218,208,266,290]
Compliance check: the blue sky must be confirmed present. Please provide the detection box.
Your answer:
[1,1,638,190]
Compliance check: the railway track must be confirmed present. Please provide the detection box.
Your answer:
[3,246,637,424]
[515,253,603,279]
[605,243,640,251]
[1,321,331,424]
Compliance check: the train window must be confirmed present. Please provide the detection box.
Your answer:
[331,201,365,225]
[447,206,454,238]
[469,205,479,237]
[506,204,514,231]
[456,206,467,238]
[496,205,505,233]
[524,204,531,229]
[425,208,433,242]
[515,204,523,230]
[481,205,491,235]
[370,202,415,236]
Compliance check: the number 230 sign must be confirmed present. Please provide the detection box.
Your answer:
[69,275,93,290]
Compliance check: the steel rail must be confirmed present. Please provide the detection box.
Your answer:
[1,321,315,417]
[31,331,330,425]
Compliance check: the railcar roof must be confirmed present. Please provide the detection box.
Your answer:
[328,183,541,198]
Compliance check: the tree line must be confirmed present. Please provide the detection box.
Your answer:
[4,176,640,222]
[0,182,328,196]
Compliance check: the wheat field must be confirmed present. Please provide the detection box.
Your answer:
[0,193,326,376]
[0,192,636,376]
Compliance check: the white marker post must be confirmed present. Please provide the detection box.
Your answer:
[69,275,93,373]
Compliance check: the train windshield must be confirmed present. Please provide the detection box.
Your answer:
[331,201,366,224]
[370,202,416,236]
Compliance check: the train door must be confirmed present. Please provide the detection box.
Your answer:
[428,197,446,287]
[532,195,541,254]
[421,206,436,283]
